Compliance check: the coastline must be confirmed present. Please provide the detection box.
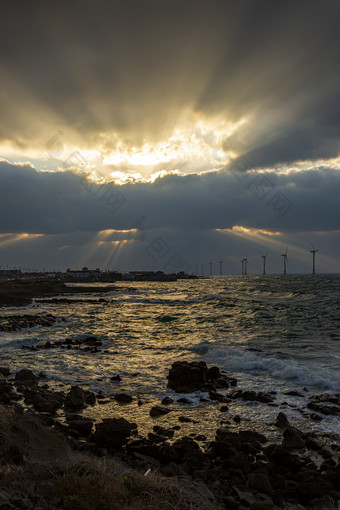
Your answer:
[0,280,114,308]
[0,361,339,509]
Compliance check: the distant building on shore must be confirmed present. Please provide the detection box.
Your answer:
[66,267,101,280]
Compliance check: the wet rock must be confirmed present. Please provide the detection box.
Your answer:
[227,389,275,403]
[307,394,340,415]
[307,401,339,415]
[208,366,220,379]
[309,412,322,421]
[178,416,194,423]
[209,390,229,402]
[275,412,289,428]
[110,374,122,381]
[161,396,174,405]
[220,405,229,412]
[176,397,191,404]
[167,360,234,393]
[153,425,174,439]
[167,361,209,392]
[150,405,171,417]
[15,369,38,382]
[93,417,136,449]
[114,393,133,404]
[0,313,58,332]
[282,389,304,396]
[85,390,96,405]
[148,432,168,443]
[65,386,86,409]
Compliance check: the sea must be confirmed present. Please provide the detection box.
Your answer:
[1,275,340,441]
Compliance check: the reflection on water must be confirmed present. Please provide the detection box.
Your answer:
[1,274,340,436]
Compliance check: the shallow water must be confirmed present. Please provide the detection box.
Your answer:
[1,275,339,439]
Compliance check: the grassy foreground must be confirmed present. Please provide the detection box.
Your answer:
[0,405,218,510]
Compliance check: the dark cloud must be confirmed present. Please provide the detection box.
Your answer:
[0,0,339,162]
[1,1,340,271]
[1,160,339,236]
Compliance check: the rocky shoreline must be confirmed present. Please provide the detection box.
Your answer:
[0,313,61,332]
[1,360,339,509]
[0,280,114,307]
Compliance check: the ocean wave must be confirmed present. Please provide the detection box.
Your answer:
[191,342,340,391]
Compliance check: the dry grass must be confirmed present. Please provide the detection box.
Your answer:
[0,405,219,510]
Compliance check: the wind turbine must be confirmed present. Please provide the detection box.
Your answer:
[209,262,212,275]
[310,243,319,275]
[261,252,268,275]
[241,259,245,275]
[219,261,223,275]
[201,263,204,275]
[195,264,198,276]
[281,247,288,275]
[243,256,248,275]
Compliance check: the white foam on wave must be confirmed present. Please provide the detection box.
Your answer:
[191,342,340,392]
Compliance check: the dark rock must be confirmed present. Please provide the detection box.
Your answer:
[172,437,200,458]
[307,401,339,415]
[93,417,135,449]
[247,473,274,495]
[161,396,174,405]
[233,415,241,423]
[69,417,94,437]
[239,430,267,444]
[114,393,133,404]
[227,389,275,403]
[85,391,96,405]
[148,432,168,443]
[15,369,37,382]
[0,367,10,377]
[65,386,86,409]
[194,434,206,441]
[220,405,229,412]
[223,496,238,509]
[282,427,305,450]
[282,389,304,397]
[275,412,289,428]
[178,416,194,423]
[176,397,191,404]
[167,361,209,392]
[209,391,229,402]
[265,444,304,471]
[297,480,334,503]
[309,412,322,421]
[305,436,322,451]
[150,405,171,417]
[153,426,174,439]
[208,366,220,379]
[110,374,122,381]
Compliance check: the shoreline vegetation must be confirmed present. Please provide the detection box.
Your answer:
[0,361,339,510]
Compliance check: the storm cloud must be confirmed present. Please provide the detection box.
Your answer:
[0,1,339,272]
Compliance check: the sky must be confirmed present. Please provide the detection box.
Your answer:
[1,0,340,274]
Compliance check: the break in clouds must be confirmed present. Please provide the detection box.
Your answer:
[0,0,340,271]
